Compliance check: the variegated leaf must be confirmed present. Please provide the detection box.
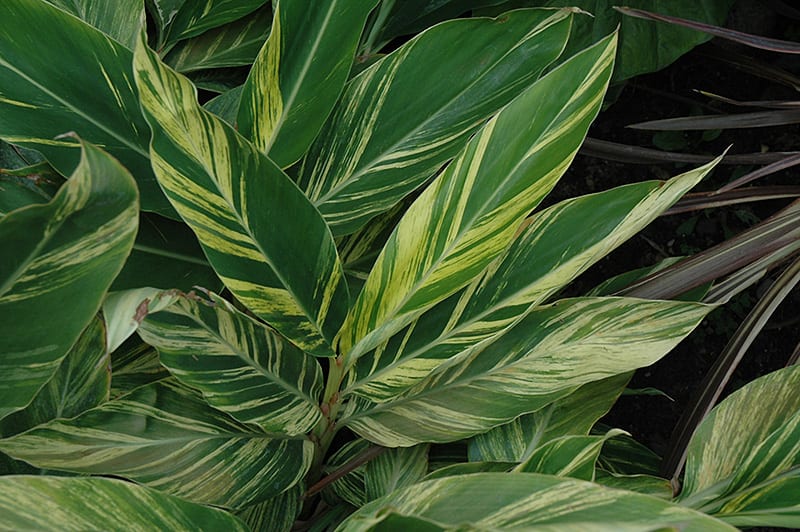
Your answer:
[0,476,248,531]
[133,32,349,356]
[0,139,137,420]
[138,291,324,435]
[680,364,800,527]
[342,297,710,447]
[45,0,144,49]
[236,482,303,532]
[109,341,169,399]
[238,0,379,168]
[298,8,574,235]
[594,472,673,500]
[324,438,371,508]
[0,317,109,437]
[343,158,717,401]
[0,0,170,216]
[338,33,617,364]
[365,445,429,501]
[164,3,272,72]
[339,473,736,531]
[0,380,313,508]
[468,373,631,462]
[514,429,627,481]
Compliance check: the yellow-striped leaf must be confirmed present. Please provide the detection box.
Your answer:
[133,32,349,356]
[339,473,736,531]
[238,0,379,168]
[0,379,313,508]
[0,0,170,216]
[44,0,144,49]
[680,364,800,527]
[236,482,303,532]
[338,33,617,363]
[343,159,718,401]
[298,8,574,235]
[342,297,710,447]
[0,139,137,420]
[108,342,169,399]
[0,476,248,531]
[0,317,109,437]
[514,429,627,481]
[365,445,429,502]
[138,291,324,436]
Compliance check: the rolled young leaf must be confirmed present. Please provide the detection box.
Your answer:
[238,0,379,168]
[133,31,349,356]
[0,139,138,420]
[0,475,248,531]
[0,379,313,508]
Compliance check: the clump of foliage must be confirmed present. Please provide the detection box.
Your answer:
[0,1,798,530]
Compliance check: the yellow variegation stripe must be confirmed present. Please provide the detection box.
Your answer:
[342,297,711,447]
[138,292,323,436]
[338,34,617,364]
[515,430,627,481]
[365,445,429,501]
[133,32,348,356]
[298,9,574,235]
[344,158,720,402]
[0,476,249,531]
[0,380,313,508]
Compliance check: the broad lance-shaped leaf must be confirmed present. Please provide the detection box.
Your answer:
[342,296,710,447]
[138,291,324,435]
[339,473,736,531]
[365,445,429,502]
[133,32,349,356]
[338,33,617,363]
[236,483,303,532]
[298,8,574,235]
[0,317,109,437]
[238,0,379,168]
[0,0,170,216]
[343,158,719,401]
[0,380,313,508]
[680,364,800,527]
[0,476,248,531]
[0,139,137,420]
[44,0,144,49]
[514,429,627,481]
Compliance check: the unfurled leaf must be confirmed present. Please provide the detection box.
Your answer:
[0,0,170,216]
[515,429,626,480]
[365,445,429,501]
[343,297,710,446]
[236,482,303,532]
[0,476,248,531]
[108,341,169,398]
[0,317,109,437]
[680,364,800,527]
[0,380,312,508]
[338,33,617,363]
[339,473,736,531]
[45,0,144,48]
[0,140,137,420]
[343,158,717,402]
[133,32,348,356]
[238,0,379,168]
[324,438,371,507]
[468,373,631,462]
[299,8,574,235]
[139,291,324,435]
[594,471,673,499]
[164,3,272,72]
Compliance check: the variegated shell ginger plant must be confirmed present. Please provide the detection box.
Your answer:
[0,1,783,531]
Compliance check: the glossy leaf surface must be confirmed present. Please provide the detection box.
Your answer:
[133,33,348,356]
[515,429,626,480]
[45,0,144,48]
[0,140,137,420]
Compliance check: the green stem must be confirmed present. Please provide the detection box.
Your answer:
[308,356,347,485]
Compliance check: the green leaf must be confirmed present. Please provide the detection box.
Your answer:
[133,32,349,356]
[338,32,617,364]
[515,429,626,480]
[164,3,272,72]
[299,8,574,236]
[597,431,662,476]
[468,373,631,462]
[0,139,137,420]
[0,475,247,530]
[324,438,371,507]
[238,0,379,168]
[338,473,736,531]
[236,482,303,532]
[204,85,244,125]
[0,380,313,508]
[680,364,800,527]
[44,0,145,49]
[138,291,324,435]
[594,471,673,500]
[365,445,429,501]
[0,0,171,216]
[342,297,710,446]
[0,317,109,437]
[343,158,717,402]
[108,340,169,398]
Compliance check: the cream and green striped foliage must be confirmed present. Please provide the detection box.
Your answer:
[3,1,795,530]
